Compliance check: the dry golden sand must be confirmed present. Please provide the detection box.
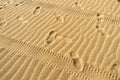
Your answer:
[0,0,120,80]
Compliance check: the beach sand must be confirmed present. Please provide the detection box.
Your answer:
[0,0,120,80]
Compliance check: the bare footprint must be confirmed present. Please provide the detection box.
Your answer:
[49,30,56,36]
[75,2,78,5]
[0,7,2,9]
[33,6,42,16]
[96,25,99,29]
[69,51,76,58]
[46,38,54,44]
[11,0,24,6]
[97,13,100,17]
[72,58,84,71]
[55,16,64,23]
[14,2,24,6]
[107,63,120,77]
[72,58,81,69]
[17,16,28,24]
[53,13,65,23]
[73,2,80,7]
[55,34,63,40]
[0,4,7,10]
[97,27,110,37]
[46,30,57,44]
[69,51,84,71]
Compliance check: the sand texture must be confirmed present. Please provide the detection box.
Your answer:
[0,0,120,80]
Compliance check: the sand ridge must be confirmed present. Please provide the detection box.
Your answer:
[0,0,120,80]
[32,0,120,16]
[0,34,119,80]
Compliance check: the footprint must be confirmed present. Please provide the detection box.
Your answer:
[55,34,63,40]
[75,2,78,5]
[72,58,84,71]
[72,58,81,69]
[17,16,28,24]
[0,6,3,9]
[33,6,42,16]
[69,51,75,58]
[54,13,65,23]
[109,64,120,75]
[96,25,99,29]
[69,51,84,71]
[73,1,82,8]
[97,13,100,17]
[14,2,24,6]
[97,27,110,37]
[0,4,6,10]
[46,37,54,44]
[111,64,117,70]
[118,0,120,2]
[46,30,57,44]
[56,16,64,23]
[69,51,79,58]
[11,0,24,6]
[49,30,55,36]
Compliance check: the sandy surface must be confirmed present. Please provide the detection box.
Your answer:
[0,0,120,80]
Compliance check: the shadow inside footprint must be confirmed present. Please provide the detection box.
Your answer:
[97,13,100,17]
[118,0,120,2]
[96,25,99,29]
[33,6,41,16]
[0,7,3,9]
[72,58,82,70]
[49,30,55,36]
[97,13,100,22]
[46,37,54,44]
[111,64,118,72]
[14,2,23,6]
[46,30,56,44]
[75,2,78,5]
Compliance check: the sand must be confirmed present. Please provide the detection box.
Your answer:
[0,0,120,80]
